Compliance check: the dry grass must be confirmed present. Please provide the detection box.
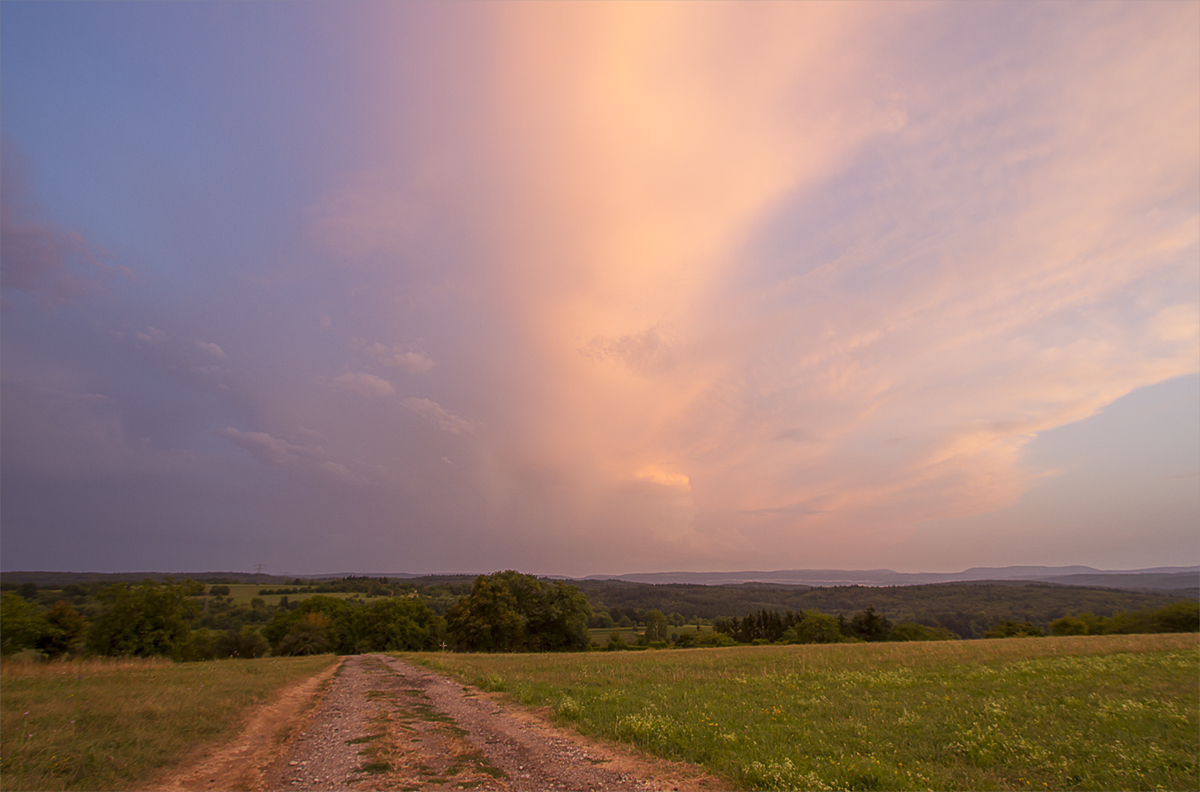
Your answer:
[0,653,337,791]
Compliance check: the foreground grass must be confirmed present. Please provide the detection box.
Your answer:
[406,634,1199,791]
[0,654,337,791]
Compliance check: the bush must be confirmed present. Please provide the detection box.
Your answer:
[696,631,737,647]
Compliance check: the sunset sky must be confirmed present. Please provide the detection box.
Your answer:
[2,1,1197,576]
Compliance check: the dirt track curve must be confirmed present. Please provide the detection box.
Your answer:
[153,654,727,792]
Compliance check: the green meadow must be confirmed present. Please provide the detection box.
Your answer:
[0,654,336,791]
[210,583,375,608]
[407,634,1199,791]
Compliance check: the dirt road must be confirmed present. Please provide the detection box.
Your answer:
[158,654,726,792]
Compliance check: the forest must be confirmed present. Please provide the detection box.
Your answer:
[1,570,1195,661]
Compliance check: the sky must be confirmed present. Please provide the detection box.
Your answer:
[1,1,1197,577]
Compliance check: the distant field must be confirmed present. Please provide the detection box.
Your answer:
[0,654,337,791]
[208,584,389,607]
[407,634,1199,791]
[587,624,715,645]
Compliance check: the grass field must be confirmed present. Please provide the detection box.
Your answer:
[208,583,380,607]
[0,654,337,791]
[587,625,715,646]
[406,634,1199,791]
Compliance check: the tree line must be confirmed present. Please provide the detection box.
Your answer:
[709,605,956,645]
[0,571,592,660]
[570,579,1191,639]
[704,600,1199,646]
[3,572,1196,661]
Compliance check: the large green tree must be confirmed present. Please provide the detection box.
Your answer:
[350,598,438,652]
[263,595,354,655]
[446,571,591,652]
[86,580,202,659]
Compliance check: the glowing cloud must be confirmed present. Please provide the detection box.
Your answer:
[333,372,396,398]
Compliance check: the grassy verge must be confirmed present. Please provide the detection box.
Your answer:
[0,654,337,791]
[404,634,1199,791]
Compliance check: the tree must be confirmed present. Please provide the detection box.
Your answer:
[644,609,670,643]
[793,612,844,644]
[263,596,353,654]
[35,601,88,658]
[276,612,335,655]
[446,571,592,652]
[1050,616,1089,636]
[1,592,46,655]
[1153,601,1199,633]
[849,606,893,642]
[351,598,437,652]
[87,580,202,659]
[446,576,525,652]
[525,581,592,651]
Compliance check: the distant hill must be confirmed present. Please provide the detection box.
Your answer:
[583,565,1200,591]
[0,570,302,586]
[571,579,1193,638]
[1040,571,1199,592]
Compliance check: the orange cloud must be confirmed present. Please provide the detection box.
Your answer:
[304,2,1197,568]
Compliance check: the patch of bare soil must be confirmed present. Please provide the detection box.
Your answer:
[258,654,728,792]
[150,658,344,792]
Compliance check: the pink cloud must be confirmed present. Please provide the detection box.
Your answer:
[333,372,396,397]
[404,397,474,435]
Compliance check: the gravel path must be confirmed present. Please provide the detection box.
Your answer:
[259,654,725,792]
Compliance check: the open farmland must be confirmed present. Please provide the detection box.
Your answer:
[0,654,337,791]
[407,634,1199,791]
